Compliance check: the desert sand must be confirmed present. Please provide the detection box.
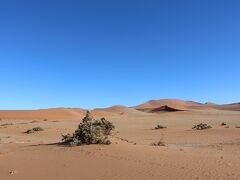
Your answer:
[0,99,240,180]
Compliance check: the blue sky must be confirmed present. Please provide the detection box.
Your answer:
[0,0,239,109]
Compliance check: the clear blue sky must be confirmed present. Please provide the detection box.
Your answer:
[0,0,239,109]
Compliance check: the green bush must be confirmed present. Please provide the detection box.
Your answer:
[62,111,115,146]
[192,123,211,130]
[25,127,44,134]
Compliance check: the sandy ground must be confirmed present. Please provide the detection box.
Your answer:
[0,108,240,180]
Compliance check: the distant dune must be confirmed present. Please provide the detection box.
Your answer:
[92,105,150,117]
[0,99,239,120]
[133,99,201,110]
[133,98,240,111]
[214,103,240,111]
[0,106,149,120]
[0,108,86,120]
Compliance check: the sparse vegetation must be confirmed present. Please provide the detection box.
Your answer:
[25,127,44,134]
[61,111,115,146]
[192,123,212,130]
[152,140,165,146]
[154,124,167,129]
[221,122,227,126]
[0,123,14,126]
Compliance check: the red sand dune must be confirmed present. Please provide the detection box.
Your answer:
[0,108,86,120]
[133,98,240,111]
[0,99,239,121]
[133,99,201,110]
[92,105,150,117]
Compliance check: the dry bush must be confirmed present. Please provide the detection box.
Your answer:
[25,127,44,134]
[154,124,167,130]
[62,111,114,146]
[152,140,165,146]
[192,123,212,130]
[221,122,227,126]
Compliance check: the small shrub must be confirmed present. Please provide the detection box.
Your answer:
[221,122,227,126]
[152,140,165,146]
[62,111,114,146]
[0,123,13,126]
[154,124,167,130]
[236,126,240,128]
[25,127,44,134]
[192,123,212,130]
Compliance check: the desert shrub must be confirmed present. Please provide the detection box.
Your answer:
[25,127,44,134]
[236,126,240,128]
[221,122,227,126]
[154,124,167,130]
[0,123,14,126]
[62,111,115,146]
[192,123,212,130]
[152,140,165,146]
